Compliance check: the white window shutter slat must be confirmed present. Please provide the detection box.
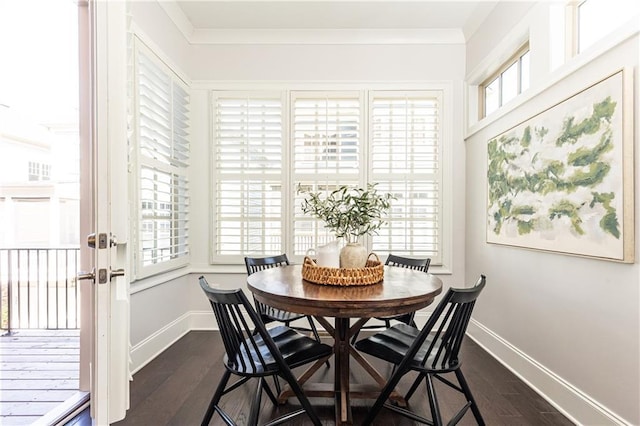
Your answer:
[370,92,441,262]
[211,89,443,265]
[135,42,190,275]
[213,95,284,256]
[291,92,362,256]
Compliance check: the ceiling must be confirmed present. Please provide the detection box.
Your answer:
[162,1,500,44]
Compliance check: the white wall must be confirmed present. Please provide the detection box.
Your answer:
[188,43,464,81]
[465,1,535,75]
[128,1,190,76]
[465,3,639,425]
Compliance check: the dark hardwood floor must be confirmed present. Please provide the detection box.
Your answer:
[110,330,573,425]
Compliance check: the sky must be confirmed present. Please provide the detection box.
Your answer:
[0,0,79,125]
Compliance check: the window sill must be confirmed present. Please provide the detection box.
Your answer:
[130,265,190,294]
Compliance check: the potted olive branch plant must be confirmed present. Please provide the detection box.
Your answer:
[298,183,394,268]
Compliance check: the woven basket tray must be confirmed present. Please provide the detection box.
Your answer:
[302,253,384,286]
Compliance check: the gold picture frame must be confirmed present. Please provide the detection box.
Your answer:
[487,69,634,262]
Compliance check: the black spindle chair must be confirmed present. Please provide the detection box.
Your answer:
[199,276,332,426]
[351,254,431,343]
[244,254,323,343]
[355,275,487,426]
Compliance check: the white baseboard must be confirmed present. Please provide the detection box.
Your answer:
[467,319,630,426]
[130,312,193,374]
[189,310,218,331]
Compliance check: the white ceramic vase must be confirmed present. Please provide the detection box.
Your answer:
[340,242,368,269]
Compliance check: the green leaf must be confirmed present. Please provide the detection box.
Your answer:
[297,183,395,241]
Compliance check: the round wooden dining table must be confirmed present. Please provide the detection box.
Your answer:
[247,264,443,425]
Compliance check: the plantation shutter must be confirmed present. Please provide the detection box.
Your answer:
[212,93,284,259]
[369,91,442,263]
[135,43,190,275]
[291,92,362,255]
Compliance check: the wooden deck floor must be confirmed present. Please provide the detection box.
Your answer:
[0,329,80,425]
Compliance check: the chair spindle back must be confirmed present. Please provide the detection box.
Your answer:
[410,275,485,371]
[199,278,272,374]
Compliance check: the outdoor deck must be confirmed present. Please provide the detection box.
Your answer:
[0,329,81,425]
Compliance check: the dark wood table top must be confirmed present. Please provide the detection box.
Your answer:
[247,264,443,318]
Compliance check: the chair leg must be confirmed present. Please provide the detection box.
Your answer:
[262,377,278,407]
[306,316,331,368]
[455,368,485,426]
[306,316,321,341]
[425,373,443,426]
[350,326,362,345]
[279,370,322,426]
[273,375,282,395]
[405,312,417,328]
[248,377,264,426]
[202,369,231,426]
[361,365,408,426]
[389,363,398,378]
[405,371,425,402]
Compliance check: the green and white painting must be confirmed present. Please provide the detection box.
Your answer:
[487,70,631,261]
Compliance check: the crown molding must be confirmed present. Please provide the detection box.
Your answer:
[189,28,465,45]
[157,0,194,40]
[158,0,464,45]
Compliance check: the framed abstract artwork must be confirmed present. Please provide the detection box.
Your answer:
[487,69,634,262]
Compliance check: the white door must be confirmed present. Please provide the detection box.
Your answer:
[78,1,130,424]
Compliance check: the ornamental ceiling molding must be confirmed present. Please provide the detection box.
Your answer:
[158,1,466,45]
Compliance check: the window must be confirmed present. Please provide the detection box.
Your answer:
[28,161,51,181]
[212,89,444,265]
[480,44,530,118]
[212,93,284,258]
[369,92,441,257]
[575,0,639,53]
[292,91,362,255]
[133,41,190,277]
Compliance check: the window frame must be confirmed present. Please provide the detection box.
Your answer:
[210,86,450,269]
[210,91,287,264]
[479,43,530,118]
[290,90,366,257]
[368,90,444,262]
[567,0,640,56]
[131,38,191,279]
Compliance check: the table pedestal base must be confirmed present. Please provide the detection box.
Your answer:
[277,316,406,425]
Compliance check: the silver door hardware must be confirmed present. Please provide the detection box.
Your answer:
[78,269,122,284]
[110,269,125,281]
[98,233,108,249]
[84,233,125,284]
[87,233,96,249]
[87,232,118,249]
[77,269,95,282]
[98,268,108,284]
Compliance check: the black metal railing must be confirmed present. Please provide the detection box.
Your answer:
[0,248,81,333]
